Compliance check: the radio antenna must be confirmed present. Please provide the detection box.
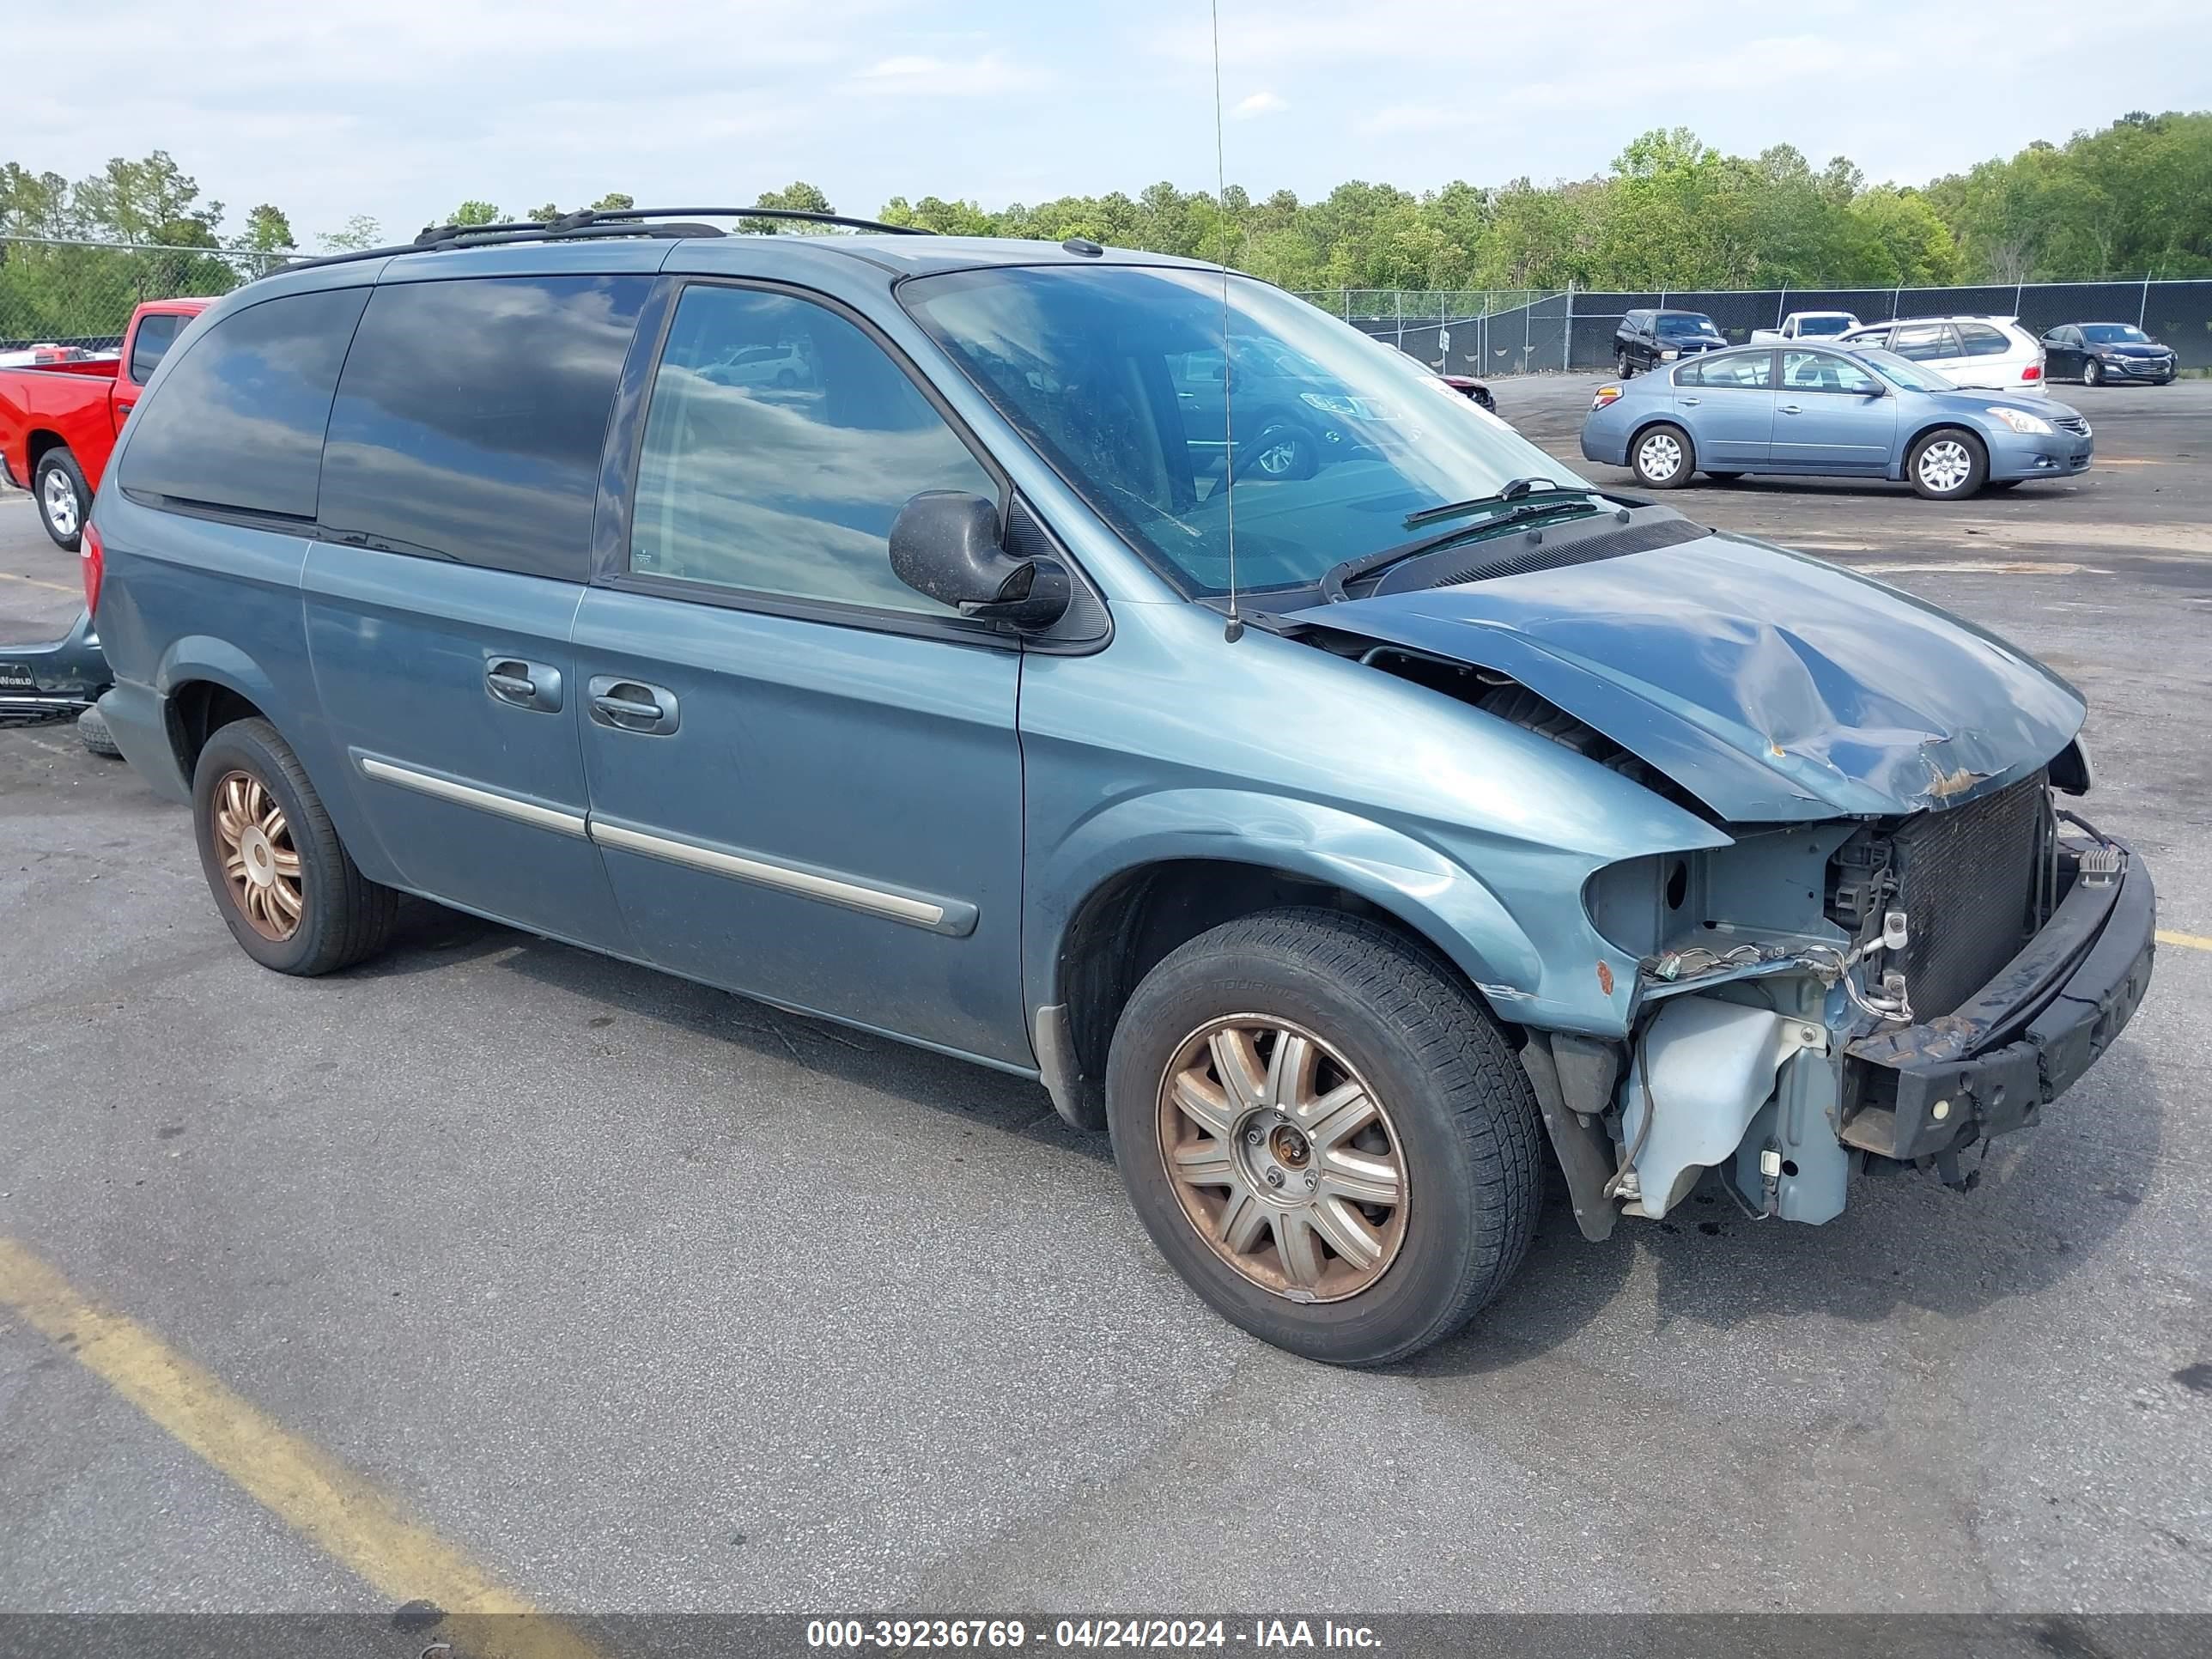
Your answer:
[1211,0,1243,642]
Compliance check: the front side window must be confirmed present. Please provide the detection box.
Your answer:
[628,285,996,614]
[319,274,650,582]
[901,265,1585,599]
[1681,352,1772,389]
[127,313,184,385]
[1955,321,2014,356]
[1782,350,1878,393]
[1891,323,1959,362]
[116,287,369,520]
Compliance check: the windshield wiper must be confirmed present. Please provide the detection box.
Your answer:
[1319,497,1601,603]
[1402,477,1569,529]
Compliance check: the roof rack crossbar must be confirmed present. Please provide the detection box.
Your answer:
[280,204,928,276]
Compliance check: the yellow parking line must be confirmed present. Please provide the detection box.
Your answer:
[2160,930,2212,953]
[0,569,80,596]
[0,1237,596,1659]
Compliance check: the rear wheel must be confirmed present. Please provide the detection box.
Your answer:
[1907,428,1988,500]
[1631,422,1694,489]
[191,718,398,975]
[1615,349,1634,379]
[33,448,88,551]
[1105,909,1543,1366]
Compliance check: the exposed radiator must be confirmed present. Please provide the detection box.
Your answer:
[1887,772,2049,1017]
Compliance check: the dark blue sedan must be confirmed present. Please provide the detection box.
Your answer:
[1580,342,2093,499]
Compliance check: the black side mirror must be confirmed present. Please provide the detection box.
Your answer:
[889,491,1071,631]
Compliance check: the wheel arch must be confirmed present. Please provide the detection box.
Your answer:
[26,428,71,472]
[1625,414,1693,471]
[155,637,290,782]
[1896,418,1989,481]
[1029,798,1548,1128]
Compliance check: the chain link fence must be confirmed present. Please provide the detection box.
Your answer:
[1,237,288,355]
[1304,279,2212,378]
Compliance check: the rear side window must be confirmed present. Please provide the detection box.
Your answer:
[1956,321,2013,356]
[318,274,651,581]
[1891,323,1958,362]
[116,288,368,520]
[1680,353,1771,389]
[127,313,184,385]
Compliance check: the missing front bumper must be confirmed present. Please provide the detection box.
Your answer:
[1842,833,2154,1162]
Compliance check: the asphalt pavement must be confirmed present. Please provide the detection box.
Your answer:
[1,380,2209,1617]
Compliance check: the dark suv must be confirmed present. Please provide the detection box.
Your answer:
[1614,309,1727,375]
[83,209,2154,1366]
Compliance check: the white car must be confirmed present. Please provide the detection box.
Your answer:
[1837,316,2046,395]
[1748,310,1860,345]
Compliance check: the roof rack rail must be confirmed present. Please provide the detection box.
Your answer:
[281,204,929,276]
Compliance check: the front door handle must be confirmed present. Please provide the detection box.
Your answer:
[486,657,563,713]
[587,676,680,736]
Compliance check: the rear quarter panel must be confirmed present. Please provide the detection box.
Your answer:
[0,364,121,487]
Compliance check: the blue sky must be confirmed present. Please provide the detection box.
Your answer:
[24,0,2211,246]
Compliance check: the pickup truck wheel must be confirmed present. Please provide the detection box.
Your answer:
[1630,422,1694,489]
[1615,350,1634,378]
[33,449,88,551]
[1104,908,1543,1366]
[1908,428,1988,500]
[191,718,398,975]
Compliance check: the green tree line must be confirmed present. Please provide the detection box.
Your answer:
[6,111,2209,343]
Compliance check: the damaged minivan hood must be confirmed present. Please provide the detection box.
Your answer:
[1286,530,2084,823]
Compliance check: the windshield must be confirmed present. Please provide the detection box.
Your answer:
[1859,349,1955,392]
[2080,324,2150,344]
[1656,313,1719,337]
[1796,314,1853,337]
[901,265,1586,597]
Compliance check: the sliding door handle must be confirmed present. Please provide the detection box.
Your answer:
[587,676,680,736]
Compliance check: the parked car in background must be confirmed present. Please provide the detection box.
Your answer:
[87,212,2151,1367]
[1837,315,2045,394]
[1749,310,1860,344]
[0,298,210,549]
[2039,323,2177,386]
[1437,373,1497,413]
[1580,341,2093,498]
[1613,309,1726,375]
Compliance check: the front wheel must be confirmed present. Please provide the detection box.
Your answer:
[33,448,88,551]
[191,717,398,975]
[2082,359,2102,386]
[1630,422,1694,489]
[1907,428,1988,500]
[1105,909,1543,1366]
[1240,419,1319,481]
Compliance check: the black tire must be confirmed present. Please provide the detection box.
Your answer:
[76,703,122,757]
[774,368,799,388]
[2081,358,2102,386]
[1104,908,1543,1367]
[1906,427,1989,500]
[1705,470,1745,483]
[1630,422,1695,489]
[32,447,88,552]
[191,717,398,975]
[1615,349,1634,379]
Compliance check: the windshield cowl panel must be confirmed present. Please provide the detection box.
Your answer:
[899,264,1590,599]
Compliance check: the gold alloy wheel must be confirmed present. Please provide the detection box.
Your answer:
[1156,1016,1407,1303]
[211,770,304,942]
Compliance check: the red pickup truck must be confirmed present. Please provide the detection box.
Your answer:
[1,298,210,550]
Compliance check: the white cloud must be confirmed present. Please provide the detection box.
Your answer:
[1232,91,1287,119]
